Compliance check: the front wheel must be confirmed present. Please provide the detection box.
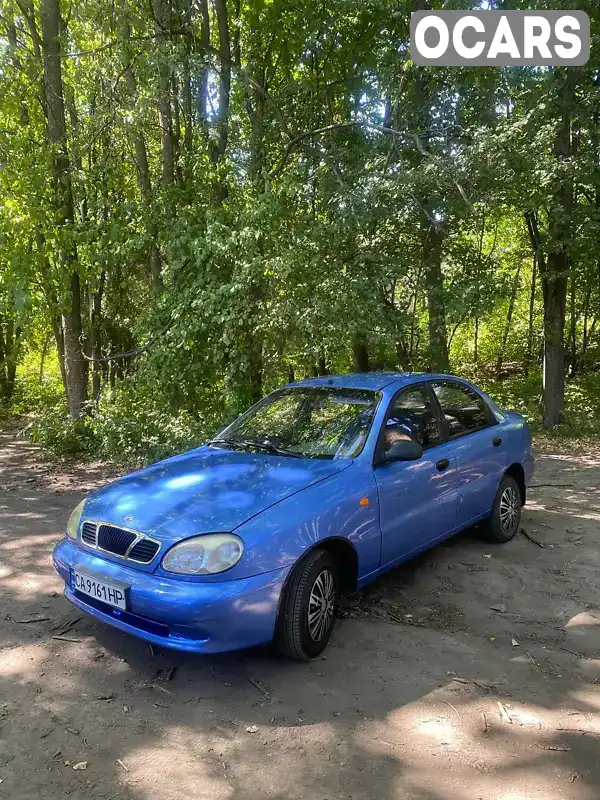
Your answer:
[276,549,338,660]
[483,474,522,543]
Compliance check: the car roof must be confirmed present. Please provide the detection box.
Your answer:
[288,372,432,391]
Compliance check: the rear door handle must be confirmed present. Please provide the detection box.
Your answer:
[436,458,449,472]
[493,437,502,447]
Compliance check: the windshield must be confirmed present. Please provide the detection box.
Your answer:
[213,387,381,460]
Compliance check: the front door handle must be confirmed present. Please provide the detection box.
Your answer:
[493,437,502,447]
[436,458,449,472]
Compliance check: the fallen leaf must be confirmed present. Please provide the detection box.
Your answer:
[512,638,519,647]
[72,761,88,770]
[497,702,512,724]
[245,725,259,734]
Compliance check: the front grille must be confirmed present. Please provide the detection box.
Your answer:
[80,521,161,565]
[128,538,161,563]
[81,521,97,545]
[97,524,136,556]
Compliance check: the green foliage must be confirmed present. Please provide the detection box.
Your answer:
[90,384,213,466]
[20,371,600,465]
[25,380,214,465]
[481,374,600,441]
[1,0,600,456]
[3,353,64,418]
[29,411,95,457]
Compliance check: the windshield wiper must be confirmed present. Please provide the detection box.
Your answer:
[245,440,304,458]
[209,438,248,451]
[211,438,303,458]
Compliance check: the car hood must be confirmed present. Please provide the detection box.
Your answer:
[83,445,351,541]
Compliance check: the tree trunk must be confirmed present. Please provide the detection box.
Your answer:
[0,323,8,400]
[473,207,485,369]
[496,263,521,376]
[581,277,592,367]
[0,321,20,402]
[4,321,21,398]
[39,329,51,383]
[396,340,411,371]
[5,18,29,125]
[568,272,577,374]
[542,277,568,425]
[352,338,370,372]
[157,83,175,188]
[410,4,448,375]
[179,0,193,160]
[124,36,163,295]
[51,315,67,390]
[198,0,210,132]
[423,223,449,373]
[90,270,106,402]
[154,0,176,188]
[61,274,87,417]
[523,255,537,377]
[317,354,328,376]
[41,0,87,417]
[541,69,575,427]
[408,267,422,367]
[14,8,68,396]
[212,0,231,164]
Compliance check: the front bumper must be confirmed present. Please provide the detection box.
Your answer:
[53,537,289,653]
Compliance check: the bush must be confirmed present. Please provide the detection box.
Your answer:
[22,380,217,466]
[91,387,212,466]
[28,410,96,456]
[14,369,600,466]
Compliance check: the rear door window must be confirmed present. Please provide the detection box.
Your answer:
[431,381,494,438]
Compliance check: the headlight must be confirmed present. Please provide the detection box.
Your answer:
[66,499,86,539]
[162,534,244,575]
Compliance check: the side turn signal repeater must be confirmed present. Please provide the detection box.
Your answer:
[360,497,369,507]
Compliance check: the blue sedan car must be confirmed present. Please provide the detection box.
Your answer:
[53,373,534,660]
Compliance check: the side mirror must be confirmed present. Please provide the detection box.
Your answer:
[381,438,423,464]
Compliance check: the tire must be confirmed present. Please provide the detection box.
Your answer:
[276,549,338,661]
[483,474,522,543]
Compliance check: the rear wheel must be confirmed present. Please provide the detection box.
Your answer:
[276,549,338,661]
[483,474,521,543]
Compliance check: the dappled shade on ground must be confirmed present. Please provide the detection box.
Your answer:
[0,431,600,799]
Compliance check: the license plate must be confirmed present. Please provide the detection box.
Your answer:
[73,570,127,610]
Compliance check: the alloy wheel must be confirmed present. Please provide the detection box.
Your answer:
[307,568,336,642]
[499,485,519,532]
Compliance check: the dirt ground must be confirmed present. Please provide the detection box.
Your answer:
[1,430,600,800]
